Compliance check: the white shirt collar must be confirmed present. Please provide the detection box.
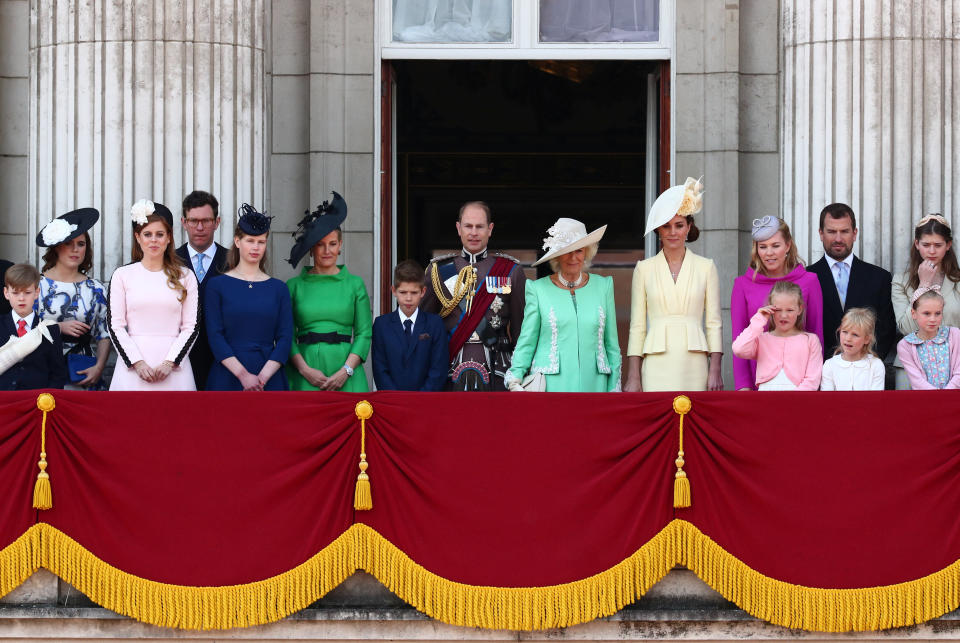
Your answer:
[187,244,217,261]
[12,311,34,328]
[824,252,854,270]
[398,308,419,327]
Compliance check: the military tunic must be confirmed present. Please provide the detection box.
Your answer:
[421,248,527,391]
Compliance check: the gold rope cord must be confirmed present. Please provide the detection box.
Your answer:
[430,263,477,318]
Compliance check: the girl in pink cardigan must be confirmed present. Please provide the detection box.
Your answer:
[732,281,823,391]
[730,216,823,390]
[896,287,960,389]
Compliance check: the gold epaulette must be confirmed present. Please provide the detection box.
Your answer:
[430,262,477,318]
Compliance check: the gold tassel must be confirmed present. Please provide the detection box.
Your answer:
[672,395,692,509]
[354,401,373,511]
[33,393,56,510]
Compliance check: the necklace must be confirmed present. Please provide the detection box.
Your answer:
[234,270,262,289]
[559,272,584,289]
[667,250,685,281]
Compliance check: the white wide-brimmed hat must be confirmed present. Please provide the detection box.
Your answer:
[643,177,704,237]
[532,218,607,267]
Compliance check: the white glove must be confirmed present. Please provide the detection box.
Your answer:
[0,321,57,376]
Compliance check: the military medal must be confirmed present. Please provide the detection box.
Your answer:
[485,276,511,294]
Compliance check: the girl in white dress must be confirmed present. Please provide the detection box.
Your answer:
[820,308,886,390]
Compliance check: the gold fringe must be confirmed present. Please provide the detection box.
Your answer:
[38,523,357,630]
[0,525,42,600]
[0,521,956,632]
[676,520,960,632]
[351,522,677,631]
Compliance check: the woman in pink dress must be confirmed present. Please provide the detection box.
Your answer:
[108,200,199,390]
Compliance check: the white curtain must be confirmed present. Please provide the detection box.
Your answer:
[540,0,659,42]
[393,0,512,42]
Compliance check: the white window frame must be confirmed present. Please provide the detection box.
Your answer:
[379,0,674,60]
[371,1,676,313]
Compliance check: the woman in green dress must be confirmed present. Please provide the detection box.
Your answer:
[285,193,372,391]
[505,218,621,392]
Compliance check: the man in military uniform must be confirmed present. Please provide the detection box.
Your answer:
[422,201,526,391]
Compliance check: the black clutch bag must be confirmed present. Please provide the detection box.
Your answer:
[67,354,97,383]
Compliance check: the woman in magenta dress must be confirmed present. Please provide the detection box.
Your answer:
[108,200,199,391]
[730,216,823,390]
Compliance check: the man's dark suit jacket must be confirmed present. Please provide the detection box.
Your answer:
[0,315,67,390]
[372,309,448,391]
[175,243,228,390]
[809,255,897,359]
[0,260,13,315]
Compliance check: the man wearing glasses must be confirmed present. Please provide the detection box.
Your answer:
[176,190,228,390]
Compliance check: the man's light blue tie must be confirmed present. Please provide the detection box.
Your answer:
[835,261,849,307]
[195,253,206,282]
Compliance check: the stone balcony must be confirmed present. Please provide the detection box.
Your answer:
[2,569,960,641]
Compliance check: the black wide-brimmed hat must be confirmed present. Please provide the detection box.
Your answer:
[130,199,173,229]
[36,208,100,247]
[237,203,273,236]
[287,192,348,267]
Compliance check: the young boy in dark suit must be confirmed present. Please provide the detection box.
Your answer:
[372,260,448,391]
[0,264,67,390]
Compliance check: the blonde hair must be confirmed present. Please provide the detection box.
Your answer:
[765,280,805,331]
[749,220,801,279]
[835,308,877,358]
[548,243,599,274]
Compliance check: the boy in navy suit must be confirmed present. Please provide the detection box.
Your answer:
[0,264,67,390]
[372,260,448,391]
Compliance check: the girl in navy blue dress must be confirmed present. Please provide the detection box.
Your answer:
[204,205,293,391]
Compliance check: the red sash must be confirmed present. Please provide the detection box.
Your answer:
[448,258,516,360]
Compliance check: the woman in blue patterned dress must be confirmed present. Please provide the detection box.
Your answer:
[35,209,111,389]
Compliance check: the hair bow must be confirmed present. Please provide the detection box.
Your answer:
[910,283,942,305]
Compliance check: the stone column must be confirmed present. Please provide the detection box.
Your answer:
[28,0,266,277]
[782,0,960,272]
[674,0,744,381]
[0,0,29,262]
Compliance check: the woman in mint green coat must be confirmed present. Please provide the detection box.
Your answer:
[505,218,621,392]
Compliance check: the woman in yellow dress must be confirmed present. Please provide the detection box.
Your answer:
[624,178,723,392]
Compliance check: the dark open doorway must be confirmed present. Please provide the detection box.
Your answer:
[392,59,657,271]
